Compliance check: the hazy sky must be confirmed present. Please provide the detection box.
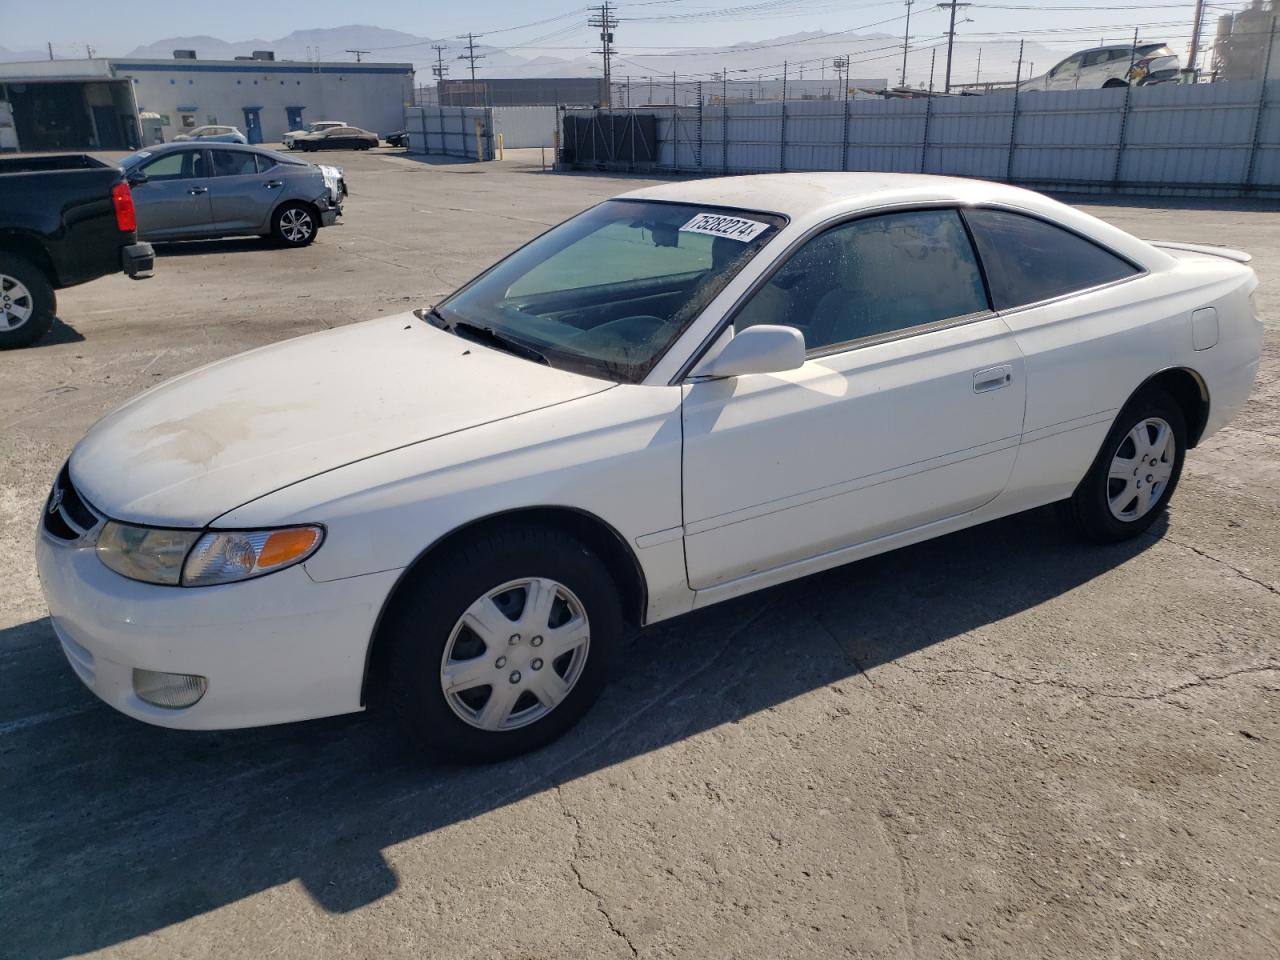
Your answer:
[0,0,1232,66]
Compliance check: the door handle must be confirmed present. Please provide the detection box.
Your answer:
[188,186,208,195]
[973,365,1014,393]
[263,180,283,188]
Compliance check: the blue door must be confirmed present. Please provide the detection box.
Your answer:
[242,107,262,144]
[286,106,304,131]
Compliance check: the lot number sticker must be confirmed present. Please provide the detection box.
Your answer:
[680,212,770,243]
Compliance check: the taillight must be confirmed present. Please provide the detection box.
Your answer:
[111,181,137,233]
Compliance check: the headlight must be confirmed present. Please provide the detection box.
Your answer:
[182,526,323,586]
[96,522,200,585]
[95,522,322,586]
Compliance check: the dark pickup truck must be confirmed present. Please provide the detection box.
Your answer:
[0,153,154,349]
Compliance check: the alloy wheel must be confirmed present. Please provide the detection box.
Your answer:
[279,209,314,243]
[440,577,591,732]
[1107,416,1175,521]
[0,273,33,331]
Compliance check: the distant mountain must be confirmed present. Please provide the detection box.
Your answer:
[100,24,1067,88]
[0,44,53,64]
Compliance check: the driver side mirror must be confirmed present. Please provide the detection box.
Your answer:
[126,171,148,186]
[692,324,806,379]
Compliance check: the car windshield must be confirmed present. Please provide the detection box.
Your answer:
[434,199,785,383]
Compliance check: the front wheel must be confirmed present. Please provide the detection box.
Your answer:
[1063,387,1187,542]
[271,202,317,247]
[0,254,56,350]
[382,525,623,762]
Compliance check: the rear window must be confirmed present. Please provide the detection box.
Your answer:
[964,209,1140,310]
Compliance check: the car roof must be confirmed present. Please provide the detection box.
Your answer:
[139,141,260,155]
[620,172,1174,269]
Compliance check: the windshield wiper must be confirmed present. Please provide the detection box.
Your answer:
[452,320,549,366]
[416,306,549,365]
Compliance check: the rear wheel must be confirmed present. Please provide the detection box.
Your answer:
[0,254,55,350]
[272,202,317,247]
[1063,387,1186,542]
[382,524,623,762]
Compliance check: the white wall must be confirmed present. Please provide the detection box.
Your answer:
[111,59,413,142]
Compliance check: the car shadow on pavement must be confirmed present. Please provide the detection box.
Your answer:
[151,238,282,257]
[0,507,1160,957]
[27,316,85,348]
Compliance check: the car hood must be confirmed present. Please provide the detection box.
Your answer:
[70,313,614,526]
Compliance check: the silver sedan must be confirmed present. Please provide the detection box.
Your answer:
[119,143,345,247]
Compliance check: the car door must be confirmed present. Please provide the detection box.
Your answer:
[680,208,1027,591]
[131,148,214,239]
[960,208,1149,491]
[1047,53,1083,90]
[1078,49,1112,87]
[206,149,273,233]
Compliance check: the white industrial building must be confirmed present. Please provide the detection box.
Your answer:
[0,53,413,152]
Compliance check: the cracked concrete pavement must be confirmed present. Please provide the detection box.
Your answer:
[1,148,1277,959]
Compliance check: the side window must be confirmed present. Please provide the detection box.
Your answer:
[964,209,1140,310]
[210,149,257,176]
[1082,50,1108,67]
[254,153,275,173]
[734,209,989,352]
[140,151,193,181]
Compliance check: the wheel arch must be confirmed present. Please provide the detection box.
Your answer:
[1132,366,1210,448]
[0,232,58,287]
[359,505,649,706]
[272,197,321,229]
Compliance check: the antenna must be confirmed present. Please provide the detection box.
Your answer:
[589,2,619,109]
[345,49,371,63]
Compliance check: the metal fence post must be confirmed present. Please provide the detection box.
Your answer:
[919,95,933,173]
[1112,27,1140,185]
[840,96,850,172]
[779,61,788,172]
[1246,20,1277,190]
[696,82,704,169]
[1006,39,1023,183]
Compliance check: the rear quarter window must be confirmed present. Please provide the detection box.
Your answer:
[963,208,1140,310]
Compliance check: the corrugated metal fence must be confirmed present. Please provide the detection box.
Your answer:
[491,106,558,148]
[566,81,1280,196]
[405,106,495,160]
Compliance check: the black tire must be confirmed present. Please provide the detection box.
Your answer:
[0,254,56,350]
[381,524,623,763]
[271,202,318,247]
[1103,78,1129,88]
[1062,386,1187,543]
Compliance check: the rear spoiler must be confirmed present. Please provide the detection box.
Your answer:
[1146,239,1252,264]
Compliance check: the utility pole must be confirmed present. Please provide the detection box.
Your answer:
[901,0,914,87]
[346,49,371,63]
[928,47,936,92]
[937,1,970,93]
[47,41,54,60]
[833,55,849,99]
[589,2,618,108]
[431,44,449,104]
[1187,0,1207,74]
[975,47,982,84]
[458,33,485,106]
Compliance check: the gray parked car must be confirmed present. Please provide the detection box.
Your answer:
[119,143,345,247]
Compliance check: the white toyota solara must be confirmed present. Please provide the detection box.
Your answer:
[37,174,1262,760]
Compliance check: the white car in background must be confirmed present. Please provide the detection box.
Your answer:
[1020,42,1181,90]
[171,125,248,144]
[283,120,346,149]
[37,174,1261,761]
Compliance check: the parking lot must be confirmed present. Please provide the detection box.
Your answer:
[2,146,1277,959]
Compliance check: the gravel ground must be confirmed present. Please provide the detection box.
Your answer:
[0,147,1276,959]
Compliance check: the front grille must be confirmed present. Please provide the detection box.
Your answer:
[43,464,103,543]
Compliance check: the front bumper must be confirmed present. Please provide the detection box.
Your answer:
[36,532,400,730]
[122,242,154,280]
[321,208,339,227]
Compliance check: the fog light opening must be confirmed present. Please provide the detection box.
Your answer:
[133,668,208,709]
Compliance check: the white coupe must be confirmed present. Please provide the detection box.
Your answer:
[37,174,1262,760]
